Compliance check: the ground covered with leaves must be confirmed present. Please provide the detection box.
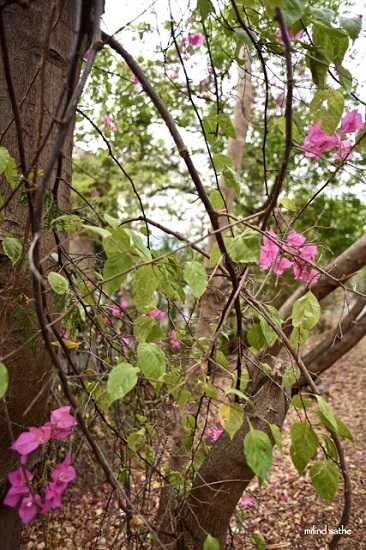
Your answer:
[20,338,366,550]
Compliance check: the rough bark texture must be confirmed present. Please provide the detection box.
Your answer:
[298,294,366,386]
[171,374,289,549]
[0,2,86,546]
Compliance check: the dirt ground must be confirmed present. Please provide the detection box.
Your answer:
[20,338,366,550]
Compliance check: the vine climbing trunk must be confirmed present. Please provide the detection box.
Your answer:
[0,1,89,547]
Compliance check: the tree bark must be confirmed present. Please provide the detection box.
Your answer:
[175,374,289,549]
[297,294,366,386]
[0,1,88,546]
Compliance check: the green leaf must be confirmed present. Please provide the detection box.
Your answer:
[197,0,214,20]
[234,28,255,46]
[133,265,158,313]
[223,167,240,196]
[321,434,338,460]
[212,153,234,172]
[218,402,244,439]
[133,316,156,343]
[244,427,273,485]
[251,531,267,550]
[310,7,335,26]
[290,326,309,347]
[216,350,229,369]
[137,342,166,380]
[4,155,18,189]
[281,363,301,388]
[82,224,111,240]
[127,429,145,451]
[103,252,132,297]
[278,197,297,211]
[247,323,266,351]
[274,117,301,143]
[229,228,261,263]
[224,387,255,408]
[202,116,218,144]
[184,260,207,299]
[270,423,283,454]
[48,272,69,295]
[314,395,338,431]
[310,90,345,135]
[291,394,313,409]
[290,421,318,474]
[0,362,9,399]
[107,363,139,402]
[203,534,220,550]
[310,460,339,502]
[336,65,353,93]
[210,189,224,209]
[3,237,22,265]
[292,291,321,331]
[103,213,120,228]
[210,238,232,267]
[339,16,362,40]
[282,0,306,27]
[0,146,10,174]
[317,411,353,441]
[212,113,236,139]
[312,23,349,67]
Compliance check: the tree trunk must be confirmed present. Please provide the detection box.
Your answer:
[0,2,88,546]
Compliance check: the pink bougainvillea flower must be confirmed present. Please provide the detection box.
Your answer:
[278,28,304,44]
[90,189,99,198]
[49,406,77,439]
[260,229,292,275]
[287,231,306,248]
[3,468,33,507]
[340,109,364,134]
[334,139,353,160]
[156,340,164,347]
[187,32,205,47]
[18,494,42,524]
[12,425,52,457]
[61,328,71,341]
[169,329,181,349]
[206,425,223,442]
[83,49,90,59]
[50,453,76,491]
[41,484,62,514]
[109,304,121,317]
[117,292,129,309]
[101,115,117,132]
[260,229,280,269]
[132,76,140,87]
[122,337,130,345]
[147,308,165,320]
[301,120,340,160]
[103,316,112,326]
[240,495,254,507]
[293,260,319,283]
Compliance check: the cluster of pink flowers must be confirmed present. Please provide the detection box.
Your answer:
[260,230,319,284]
[147,308,165,320]
[4,407,77,523]
[101,115,117,132]
[187,32,205,47]
[169,329,181,349]
[206,417,224,442]
[301,109,364,161]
